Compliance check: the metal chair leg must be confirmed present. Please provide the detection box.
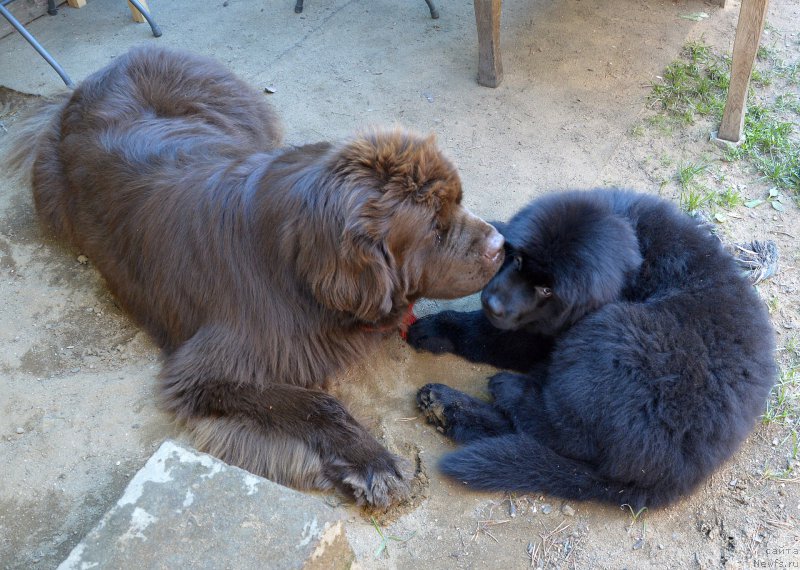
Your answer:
[424,0,439,19]
[127,0,162,37]
[0,3,75,87]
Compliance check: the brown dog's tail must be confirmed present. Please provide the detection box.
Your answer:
[7,93,69,180]
[8,92,75,241]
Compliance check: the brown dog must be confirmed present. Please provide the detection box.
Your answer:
[10,46,504,507]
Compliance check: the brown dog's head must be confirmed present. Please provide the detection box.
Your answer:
[299,129,504,323]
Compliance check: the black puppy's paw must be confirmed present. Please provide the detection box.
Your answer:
[406,312,459,354]
[417,383,458,431]
[417,383,513,443]
[488,371,527,402]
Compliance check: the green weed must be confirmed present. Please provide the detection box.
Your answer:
[648,39,800,195]
[762,339,799,426]
[370,516,416,558]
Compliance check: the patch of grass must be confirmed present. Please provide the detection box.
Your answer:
[646,113,673,135]
[767,296,780,315]
[649,41,729,122]
[762,369,798,424]
[737,107,800,190]
[763,430,798,482]
[370,516,416,558]
[750,67,773,87]
[622,504,648,549]
[714,186,744,209]
[774,93,800,115]
[648,38,800,195]
[785,336,799,360]
[763,339,800,426]
[676,162,715,213]
[677,161,707,188]
[777,60,799,85]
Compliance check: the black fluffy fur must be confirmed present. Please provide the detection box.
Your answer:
[408,189,777,509]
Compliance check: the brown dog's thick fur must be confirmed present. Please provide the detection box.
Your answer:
[11,46,504,507]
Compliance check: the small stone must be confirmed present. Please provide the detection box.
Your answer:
[71,367,80,374]
[561,504,575,517]
[658,544,665,550]
[15,427,24,434]
[77,255,88,265]
[772,438,779,446]
[632,538,644,550]
[541,504,553,515]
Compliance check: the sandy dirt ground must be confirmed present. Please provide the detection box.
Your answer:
[0,0,798,568]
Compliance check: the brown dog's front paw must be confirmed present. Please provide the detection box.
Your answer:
[329,453,413,509]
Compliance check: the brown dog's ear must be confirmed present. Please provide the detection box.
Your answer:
[303,225,396,323]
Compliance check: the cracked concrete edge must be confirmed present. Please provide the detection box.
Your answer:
[58,440,354,570]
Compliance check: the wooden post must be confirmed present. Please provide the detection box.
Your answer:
[128,0,150,23]
[474,0,503,87]
[717,0,769,143]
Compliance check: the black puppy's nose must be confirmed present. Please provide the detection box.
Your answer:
[483,295,505,318]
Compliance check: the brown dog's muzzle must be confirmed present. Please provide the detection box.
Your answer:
[483,227,505,266]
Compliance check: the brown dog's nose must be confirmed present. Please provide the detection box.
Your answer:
[484,228,504,262]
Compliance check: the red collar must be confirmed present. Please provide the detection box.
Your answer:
[362,303,417,339]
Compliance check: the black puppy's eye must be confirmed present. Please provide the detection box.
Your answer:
[514,254,523,271]
[541,287,552,298]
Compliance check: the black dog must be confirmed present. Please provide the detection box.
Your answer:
[408,188,776,508]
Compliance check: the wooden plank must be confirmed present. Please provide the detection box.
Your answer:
[718,0,769,143]
[66,0,86,8]
[128,0,149,23]
[474,0,503,87]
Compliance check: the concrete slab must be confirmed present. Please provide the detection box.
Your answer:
[57,441,353,570]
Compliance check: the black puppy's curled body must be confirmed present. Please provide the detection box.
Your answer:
[409,189,777,509]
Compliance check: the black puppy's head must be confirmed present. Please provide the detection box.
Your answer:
[480,191,643,335]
